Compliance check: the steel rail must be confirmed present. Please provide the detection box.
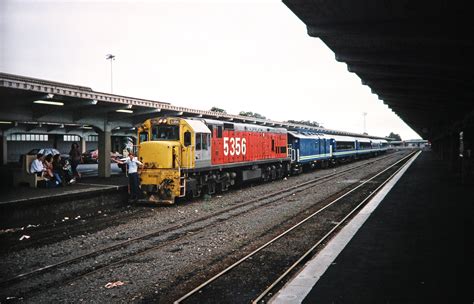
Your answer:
[173,150,418,304]
[0,152,401,290]
[253,150,421,303]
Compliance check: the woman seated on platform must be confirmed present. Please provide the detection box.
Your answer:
[52,154,75,185]
[43,154,54,179]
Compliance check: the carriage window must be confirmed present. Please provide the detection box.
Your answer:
[217,126,223,138]
[152,125,179,140]
[336,141,355,150]
[184,131,191,147]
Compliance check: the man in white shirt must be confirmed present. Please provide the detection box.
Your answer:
[113,152,143,202]
[30,153,46,176]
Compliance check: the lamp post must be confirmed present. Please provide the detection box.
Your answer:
[106,54,115,93]
[363,112,367,134]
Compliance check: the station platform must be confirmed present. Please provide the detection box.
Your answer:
[0,175,128,229]
[273,151,472,303]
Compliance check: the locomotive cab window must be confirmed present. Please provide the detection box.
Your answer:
[202,133,209,150]
[184,131,191,147]
[217,126,223,138]
[139,131,148,143]
[196,133,202,150]
[152,125,179,141]
[195,133,209,151]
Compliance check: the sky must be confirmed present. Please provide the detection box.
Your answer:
[0,0,421,140]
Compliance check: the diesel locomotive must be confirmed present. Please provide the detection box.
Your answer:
[137,117,388,204]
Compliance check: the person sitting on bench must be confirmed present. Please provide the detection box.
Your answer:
[30,153,47,177]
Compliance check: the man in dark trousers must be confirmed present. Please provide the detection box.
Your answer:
[112,152,143,202]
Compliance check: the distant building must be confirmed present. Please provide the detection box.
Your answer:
[389,139,430,149]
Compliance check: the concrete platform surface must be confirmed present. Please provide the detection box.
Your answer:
[278,151,472,303]
[0,175,129,229]
[0,175,128,205]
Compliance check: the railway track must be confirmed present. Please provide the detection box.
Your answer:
[0,151,408,299]
[1,153,396,254]
[173,150,419,304]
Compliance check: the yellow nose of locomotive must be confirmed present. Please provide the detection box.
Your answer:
[140,141,179,169]
[139,141,182,204]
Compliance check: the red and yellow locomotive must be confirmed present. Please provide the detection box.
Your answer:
[137,117,290,203]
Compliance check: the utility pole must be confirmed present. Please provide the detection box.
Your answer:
[363,112,367,134]
[106,54,115,93]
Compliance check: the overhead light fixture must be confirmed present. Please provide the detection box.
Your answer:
[33,100,64,106]
[116,109,133,113]
[126,104,133,109]
[60,124,65,128]
[82,125,93,129]
[0,121,12,124]
[46,93,54,99]
[91,100,98,105]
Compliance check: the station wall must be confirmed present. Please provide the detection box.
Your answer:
[6,134,98,163]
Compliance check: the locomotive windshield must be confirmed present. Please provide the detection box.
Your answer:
[139,131,148,143]
[152,125,179,141]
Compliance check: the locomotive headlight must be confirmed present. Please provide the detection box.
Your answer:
[163,119,167,124]
[158,119,163,123]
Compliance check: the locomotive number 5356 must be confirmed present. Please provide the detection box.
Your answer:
[223,137,247,156]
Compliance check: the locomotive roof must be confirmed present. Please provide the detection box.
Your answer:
[330,135,357,142]
[183,119,211,134]
[356,137,372,143]
[192,118,287,134]
[288,131,330,139]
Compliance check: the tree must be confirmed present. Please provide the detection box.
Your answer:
[210,107,226,113]
[239,111,266,120]
[286,119,323,128]
[388,132,402,141]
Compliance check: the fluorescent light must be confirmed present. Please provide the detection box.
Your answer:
[82,126,93,129]
[116,109,133,113]
[0,121,12,124]
[33,100,64,106]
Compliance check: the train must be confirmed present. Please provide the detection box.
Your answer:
[136,117,388,204]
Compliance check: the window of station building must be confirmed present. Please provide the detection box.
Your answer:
[87,135,98,142]
[63,135,81,142]
[7,133,48,141]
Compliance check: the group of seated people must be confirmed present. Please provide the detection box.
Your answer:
[30,153,76,187]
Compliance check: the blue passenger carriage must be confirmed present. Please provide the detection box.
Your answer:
[331,135,358,162]
[288,131,332,173]
[356,137,373,158]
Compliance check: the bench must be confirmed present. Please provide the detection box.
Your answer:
[13,155,45,187]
